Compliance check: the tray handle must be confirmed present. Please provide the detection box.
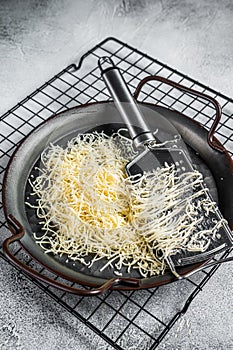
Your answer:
[3,215,140,295]
[134,76,224,152]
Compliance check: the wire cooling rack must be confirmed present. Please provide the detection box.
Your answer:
[0,37,233,350]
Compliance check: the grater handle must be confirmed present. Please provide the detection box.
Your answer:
[98,56,155,149]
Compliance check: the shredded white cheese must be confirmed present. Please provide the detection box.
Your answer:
[26,130,226,277]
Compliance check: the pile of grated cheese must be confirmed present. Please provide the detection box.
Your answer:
[27,130,226,277]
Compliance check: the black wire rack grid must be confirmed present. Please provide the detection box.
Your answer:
[0,37,232,350]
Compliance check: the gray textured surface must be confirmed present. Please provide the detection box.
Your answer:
[0,0,233,349]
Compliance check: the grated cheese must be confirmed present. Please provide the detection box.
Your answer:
[26,130,226,277]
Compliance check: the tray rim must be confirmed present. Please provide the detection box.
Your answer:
[2,101,233,291]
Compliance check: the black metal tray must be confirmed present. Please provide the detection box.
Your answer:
[0,37,232,349]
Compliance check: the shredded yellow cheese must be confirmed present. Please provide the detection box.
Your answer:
[26,130,226,277]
